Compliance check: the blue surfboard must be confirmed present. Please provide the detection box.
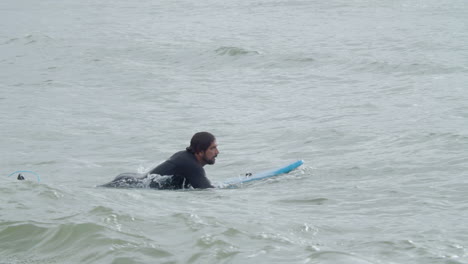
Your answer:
[224,160,304,185]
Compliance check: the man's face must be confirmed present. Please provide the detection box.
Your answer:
[202,141,219,165]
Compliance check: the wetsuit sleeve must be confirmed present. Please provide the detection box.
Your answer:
[181,165,213,189]
[189,173,214,189]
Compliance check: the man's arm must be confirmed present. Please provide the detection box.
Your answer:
[189,173,214,189]
[183,165,214,189]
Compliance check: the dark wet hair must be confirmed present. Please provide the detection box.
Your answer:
[186,132,216,154]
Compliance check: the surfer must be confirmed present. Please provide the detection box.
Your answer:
[100,132,219,189]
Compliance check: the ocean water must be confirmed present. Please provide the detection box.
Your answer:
[1,0,468,263]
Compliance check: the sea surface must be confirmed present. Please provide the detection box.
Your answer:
[1,0,467,263]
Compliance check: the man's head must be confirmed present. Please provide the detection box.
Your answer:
[187,132,219,166]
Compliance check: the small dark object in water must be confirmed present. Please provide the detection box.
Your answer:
[17,174,25,180]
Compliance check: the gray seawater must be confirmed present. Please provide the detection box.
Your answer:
[1,0,468,263]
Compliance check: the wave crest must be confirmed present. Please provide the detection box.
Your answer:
[215,46,260,56]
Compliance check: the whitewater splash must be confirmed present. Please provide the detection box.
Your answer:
[98,173,173,189]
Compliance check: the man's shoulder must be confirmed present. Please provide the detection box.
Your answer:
[171,150,191,158]
[170,150,197,164]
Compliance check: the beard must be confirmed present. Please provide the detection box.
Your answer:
[203,155,216,165]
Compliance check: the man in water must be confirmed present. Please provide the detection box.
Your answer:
[100,132,219,189]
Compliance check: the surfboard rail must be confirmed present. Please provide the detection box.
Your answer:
[224,160,304,185]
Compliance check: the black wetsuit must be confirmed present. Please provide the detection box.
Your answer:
[100,150,213,189]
